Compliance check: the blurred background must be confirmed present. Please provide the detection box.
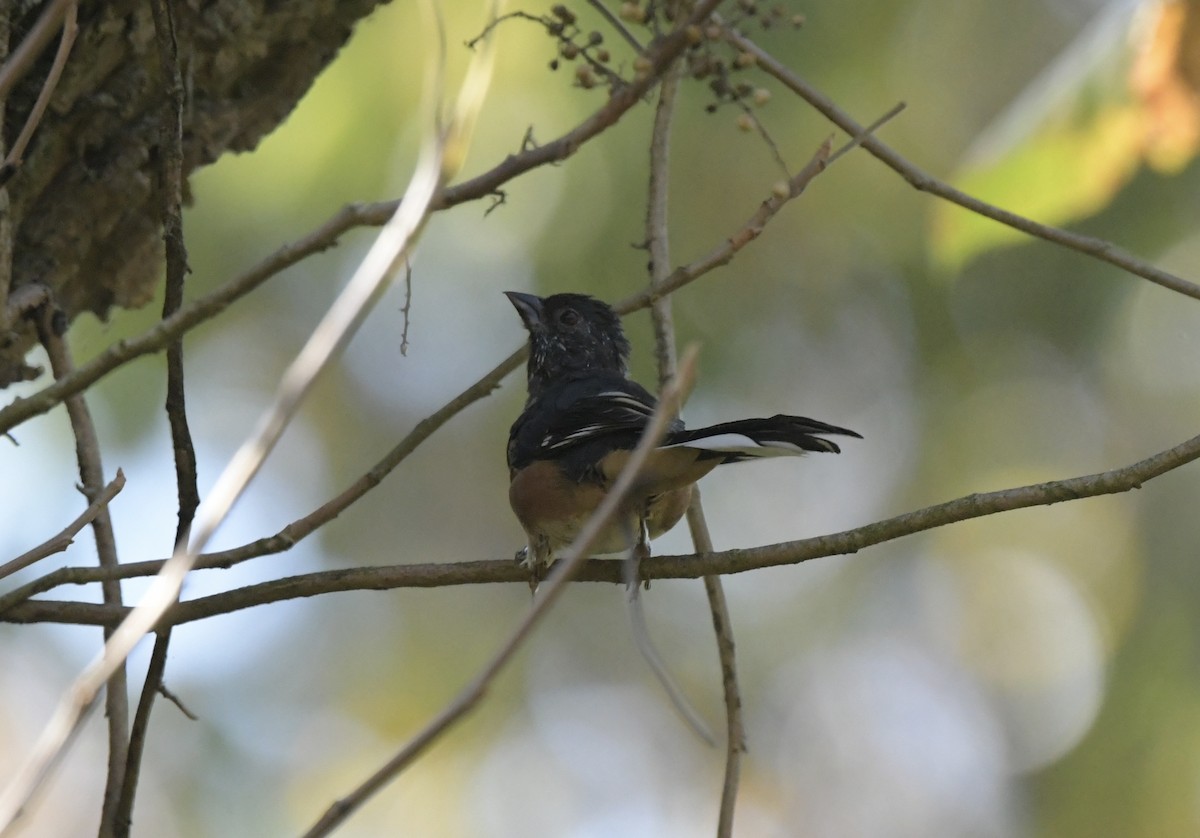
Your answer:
[4,0,1200,834]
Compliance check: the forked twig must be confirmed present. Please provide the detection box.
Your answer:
[0,470,125,581]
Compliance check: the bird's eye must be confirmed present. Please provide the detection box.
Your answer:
[558,309,580,327]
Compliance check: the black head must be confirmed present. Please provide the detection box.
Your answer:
[505,292,630,395]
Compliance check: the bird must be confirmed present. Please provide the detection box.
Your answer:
[505,290,860,570]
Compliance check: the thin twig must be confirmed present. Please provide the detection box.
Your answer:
[824,100,905,166]
[156,684,197,721]
[114,1,194,831]
[0,470,125,582]
[644,53,744,836]
[623,550,716,744]
[113,631,170,838]
[733,100,790,178]
[0,0,73,102]
[646,58,683,391]
[722,23,1200,301]
[692,497,745,836]
[8,424,1200,629]
[152,0,198,551]
[0,3,13,325]
[619,134,834,312]
[33,306,129,837]
[586,0,644,51]
[0,0,78,185]
[299,347,699,838]
[399,260,413,355]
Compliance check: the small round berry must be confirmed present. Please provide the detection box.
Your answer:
[619,2,646,23]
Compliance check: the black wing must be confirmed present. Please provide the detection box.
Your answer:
[508,375,677,470]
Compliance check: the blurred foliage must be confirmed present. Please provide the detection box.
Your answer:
[934,0,1200,270]
[4,0,1200,836]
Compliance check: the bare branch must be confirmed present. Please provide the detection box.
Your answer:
[644,53,743,836]
[114,0,195,830]
[0,0,78,184]
[0,0,74,102]
[586,0,645,51]
[9,425,1199,629]
[0,470,125,581]
[114,631,170,838]
[723,23,1200,301]
[32,305,128,836]
[694,498,746,838]
[0,1,10,328]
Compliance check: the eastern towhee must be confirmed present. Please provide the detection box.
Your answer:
[506,291,860,569]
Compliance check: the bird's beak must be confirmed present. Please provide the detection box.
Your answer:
[504,291,545,331]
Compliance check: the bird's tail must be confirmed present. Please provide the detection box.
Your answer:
[662,414,861,461]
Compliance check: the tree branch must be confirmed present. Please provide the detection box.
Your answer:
[643,53,744,834]
[0,0,77,184]
[8,426,1198,630]
[0,470,125,582]
[33,306,128,837]
[722,23,1200,301]
[113,0,195,830]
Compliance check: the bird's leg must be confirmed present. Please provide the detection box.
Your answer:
[619,513,653,597]
[636,510,652,591]
[515,539,548,594]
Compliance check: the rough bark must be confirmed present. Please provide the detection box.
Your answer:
[0,0,390,386]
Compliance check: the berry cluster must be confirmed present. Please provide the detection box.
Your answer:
[544,5,626,91]
[491,1,806,125]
